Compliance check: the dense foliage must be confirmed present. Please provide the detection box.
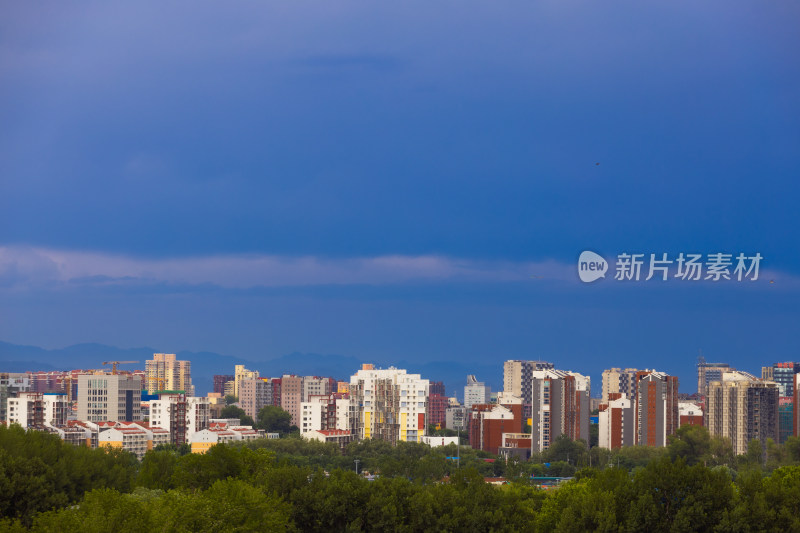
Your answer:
[3,423,800,531]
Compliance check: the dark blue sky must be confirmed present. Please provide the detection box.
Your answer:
[1,1,798,392]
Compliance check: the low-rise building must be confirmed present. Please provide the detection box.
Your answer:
[679,401,704,427]
[420,435,459,447]
[189,421,264,453]
[304,429,353,449]
[468,403,523,455]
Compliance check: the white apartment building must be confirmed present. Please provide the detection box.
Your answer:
[148,394,210,444]
[598,393,634,449]
[349,365,429,444]
[7,392,68,428]
[300,393,351,435]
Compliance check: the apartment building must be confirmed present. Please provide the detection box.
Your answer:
[239,378,269,420]
[6,392,68,428]
[503,359,554,409]
[234,365,259,398]
[707,371,779,455]
[145,353,193,396]
[281,375,304,427]
[598,393,634,449]
[601,368,640,403]
[530,369,590,452]
[148,394,210,445]
[635,371,679,447]
[300,393,351,435]
[349,365,429,444]
[0,372,31,422]
[697,359,733,397]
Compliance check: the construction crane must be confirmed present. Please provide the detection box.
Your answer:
[102,361,139,374]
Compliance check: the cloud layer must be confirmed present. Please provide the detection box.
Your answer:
[0,246,576,290]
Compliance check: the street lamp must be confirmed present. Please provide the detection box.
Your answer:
[354,459,360,475]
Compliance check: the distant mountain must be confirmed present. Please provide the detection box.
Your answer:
[0,341,252,396]
[0,341,502,400]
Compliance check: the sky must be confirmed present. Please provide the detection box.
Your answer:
[1,1,799,393]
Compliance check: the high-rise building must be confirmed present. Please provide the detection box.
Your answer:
[427,393,448,428]
[601,368,640,403]
[446,406,467,431]
[303,377,335,402]
[778,398,793,444]
[239,378,269,420]
[6,392,68,428]
[598,393,634,449]
[0,372,31,422]
[761,362,800,397]
[77,374,142,422]
[145,353,192,395]
[635,370,679,447]
[300,393,351,435]
[429,381,446,397]
[464,375,491,409]
[281,375,304,427]
[794,374,800,438]
[503,360,554,406]
[148,394,210,445]
[530,369,590,452]
[706,371,778,455]
[348,365,429,444]
[213,375,235,396]
[697,358,733,397]
[234,365,259,398]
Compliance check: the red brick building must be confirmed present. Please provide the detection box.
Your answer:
[467,403,523,455]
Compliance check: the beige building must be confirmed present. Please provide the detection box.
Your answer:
[601,368,640,403]
[77,374,142,422]
[281,375,304,427]
[98,422,171,459]
[503,360,554,408]
[706,371,779,455]
[234,365,259,398]
[145,353,193,395]
[239,378,269,420]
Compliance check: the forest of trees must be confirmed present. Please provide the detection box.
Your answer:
[2,423,800,532]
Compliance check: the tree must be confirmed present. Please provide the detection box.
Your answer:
[667,424,711,466]
[220,405,253,426]
[256,405,294,435]
[224,395,238,405]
